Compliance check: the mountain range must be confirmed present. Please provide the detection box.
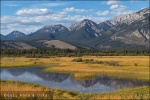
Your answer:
[1,8,149,50]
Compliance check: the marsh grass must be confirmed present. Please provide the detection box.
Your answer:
[72,58,120,66]
[90,86,150,100]
[44,56,149,81]
[0,57,59,68]
[1,56,149,99]
[0,80,149,100]
[72,58,83,62]
[83,59,120,66]
[0,80,50,91]
[71,73,96,80]
[0,80,53,100]
[1,56,149,81]
[0,80,80,100]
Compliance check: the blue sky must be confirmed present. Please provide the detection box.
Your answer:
[1,0,149,35]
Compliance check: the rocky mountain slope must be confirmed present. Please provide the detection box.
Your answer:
[4,31,26,40]
[80,8,150,49]
[70,19,102,37]
[15,24,69,40]
[96,8,150,48]
[0,34,5,40]
[1,8,149,50]
[60,19,108,43]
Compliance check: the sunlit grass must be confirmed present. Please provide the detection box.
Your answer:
[0,80,149,100]
[0,80,49,91]
[90,86,150,100]
[0,80,82,100]
[44,56,149,81]
[1,56,149,81]
[1,56,149,99]
[0,80,52,100]
[71,73,96,80]
[0,57,59,68]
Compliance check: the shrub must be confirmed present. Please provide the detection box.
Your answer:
[134,63,138,66]
[73,58,119,66]
[104,61,119,66]
[72,58,83,62]
[83,59,94,63]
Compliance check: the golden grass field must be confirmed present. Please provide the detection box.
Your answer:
[90,86,150,100]
[1,56,149,81]
[0,80,149,100]
[0,56,149,99]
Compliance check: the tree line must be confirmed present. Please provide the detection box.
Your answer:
[0,48,149,57]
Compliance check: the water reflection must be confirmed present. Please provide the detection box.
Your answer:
[36,72,69,82]
[70,77,98,87]
[0,67,149,93]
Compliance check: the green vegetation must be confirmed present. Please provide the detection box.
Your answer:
[0,57,59,68]
[1,48,149,57]
[72,58,120,66]
[72,58,83,62]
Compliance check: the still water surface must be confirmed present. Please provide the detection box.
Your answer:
[0,67,149,93]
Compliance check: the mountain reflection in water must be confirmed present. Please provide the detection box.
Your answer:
[0,67,149,93]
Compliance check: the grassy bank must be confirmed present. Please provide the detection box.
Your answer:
[90,86,150,100]
[0,80,149,100]
[1,56,149,81]
[0,57,59,68]
[0,80,79,100]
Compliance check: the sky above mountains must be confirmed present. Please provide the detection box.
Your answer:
[1,0,149,35]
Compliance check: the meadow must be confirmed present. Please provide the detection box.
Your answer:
[0,56,149,99]
[0,80,149,100]
[1,56,149,81]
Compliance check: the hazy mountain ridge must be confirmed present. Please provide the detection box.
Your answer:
[109,9,149,45]
[1,8,149,50]
[36,24,68,34]
[70,19,103,37]
[86,8,150,49]
[0,34,5,40]
[107,8,149,25]
[4,31,26,40]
